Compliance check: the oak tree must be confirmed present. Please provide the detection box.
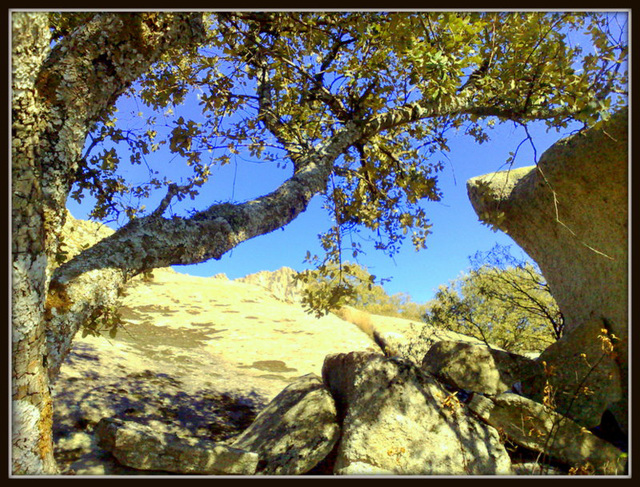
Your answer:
[11,11,626,473]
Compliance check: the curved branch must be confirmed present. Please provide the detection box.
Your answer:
[46,80,588,375]
[45,122,361,373]
[150,182,194,218]
[361,94,584,140]
[51,122,361,286]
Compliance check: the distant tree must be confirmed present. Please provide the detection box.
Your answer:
[12,12,625,473]
[422,244,564,353]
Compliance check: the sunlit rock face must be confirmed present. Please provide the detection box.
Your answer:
[236,267,304,304]
[52,263,375,474]
[466,109,628,433]
[322,351,513,475]
[230,374,340,475]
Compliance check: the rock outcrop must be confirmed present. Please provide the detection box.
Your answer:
[422,341,541,396]
[322,351,513,475]
[348,308,486,365]
[80,335,627,476]
[518,318,623,431]
[236,267,304,304]
[94,418,259,475]
[466,109,628,432]
[230,374,340,475]
[52,266,375,474]
[469,393,626,475]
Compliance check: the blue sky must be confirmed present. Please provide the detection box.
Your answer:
[66,12,627,305]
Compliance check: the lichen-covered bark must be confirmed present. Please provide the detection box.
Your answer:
[35,11,205,386]
[11,12,58,475]
[11,11,205,475]
[37,12,206,272]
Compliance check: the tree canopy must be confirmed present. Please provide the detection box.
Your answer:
[57,12,627,295]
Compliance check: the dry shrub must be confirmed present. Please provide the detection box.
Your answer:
[334,306,375,338]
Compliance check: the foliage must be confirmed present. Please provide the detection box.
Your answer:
[55,12,626,313]
[422,244,563,353]
[81,305,125,339]
[296,260,427,320]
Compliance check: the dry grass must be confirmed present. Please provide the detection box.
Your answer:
[333,306,375,338]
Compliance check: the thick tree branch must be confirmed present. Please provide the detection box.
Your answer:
[361,94,583,140]
[46,122,360,371]
[35,13,207,382]
[51,122,360,286]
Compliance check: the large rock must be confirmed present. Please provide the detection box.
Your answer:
[466,109,628,431]
[469,392,627,475]
[94,418,259,475]
[520,318,623,430]
[236,267,304,304]
[230,374,340,475]
[422,341,541,396]
[352,309,485,365]
[322,351,512,475]
[373,324,487,365]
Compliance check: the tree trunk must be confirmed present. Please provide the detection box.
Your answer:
[11,12,57,475]
[11,12,205,475]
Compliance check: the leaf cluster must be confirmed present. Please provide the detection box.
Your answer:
[295,258,426,320]
[80,304,124,339]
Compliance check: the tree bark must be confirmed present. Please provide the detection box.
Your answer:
[11,12,205,475]
[12,12,57,475]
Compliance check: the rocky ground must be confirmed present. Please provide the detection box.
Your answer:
[50,265,628,476]
[52,267,380,475]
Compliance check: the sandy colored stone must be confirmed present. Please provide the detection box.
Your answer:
[94,418,258,475]
[469,392,626,475]
[53,265,376,474]
[466,109,628,431]
[236,267,304,304]
[422,340,541,395]
[231,374,340,475]
[323,351,512,475]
